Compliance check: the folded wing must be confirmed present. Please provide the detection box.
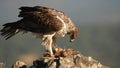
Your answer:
[0,6,63,39]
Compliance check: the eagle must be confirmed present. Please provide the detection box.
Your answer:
[0,6,78,57]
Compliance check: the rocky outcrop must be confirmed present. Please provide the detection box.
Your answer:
[12,48,110,68]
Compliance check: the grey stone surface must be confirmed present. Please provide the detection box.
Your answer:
[12,49,110,68]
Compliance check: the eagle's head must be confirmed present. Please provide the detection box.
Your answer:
[69,26,78,42]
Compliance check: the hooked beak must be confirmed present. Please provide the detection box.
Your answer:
[70,39,75,42]
[69,27,78,42]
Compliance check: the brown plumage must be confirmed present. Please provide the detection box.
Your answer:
[0,6,78,56]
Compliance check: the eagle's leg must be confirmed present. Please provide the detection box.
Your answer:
[52,37,58,53]
[42,33,55,57]
[42,37,53,56]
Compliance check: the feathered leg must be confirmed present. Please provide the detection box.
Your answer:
[42,33,55,56]
[52,37,58,53]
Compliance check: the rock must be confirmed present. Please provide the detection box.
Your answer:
[12,48,110,68]
[11,60,27,68]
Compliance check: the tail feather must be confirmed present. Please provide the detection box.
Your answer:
[0,23,20,40]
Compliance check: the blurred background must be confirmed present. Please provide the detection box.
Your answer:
[0,0,120,68]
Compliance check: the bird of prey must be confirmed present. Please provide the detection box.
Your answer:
[0,6,78,57]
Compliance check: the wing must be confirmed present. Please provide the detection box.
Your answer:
[18,6,57,19]
[0,17,62,39]
[18,6,63,33]
[0,6,64,39]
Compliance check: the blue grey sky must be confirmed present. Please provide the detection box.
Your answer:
[0,0,120,25]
